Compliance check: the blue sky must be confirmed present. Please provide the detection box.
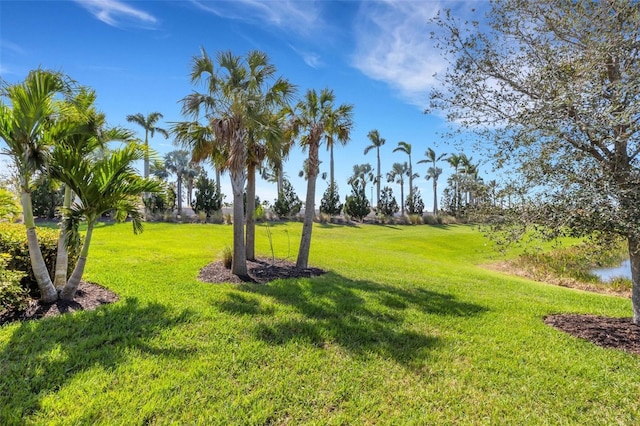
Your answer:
[1,0,488,210]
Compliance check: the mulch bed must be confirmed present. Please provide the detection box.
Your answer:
[198,257,326,284]
[545,314,640,355]
[0,281,119,327]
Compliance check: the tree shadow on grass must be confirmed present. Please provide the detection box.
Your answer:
[216,273,488,368]
[0,298,195,423]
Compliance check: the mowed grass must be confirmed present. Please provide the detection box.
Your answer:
[1,222,639,424]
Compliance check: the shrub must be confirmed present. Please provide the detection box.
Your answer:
[0,255,29,311]
[0,188,21,222]
[273,180,302,219]
[344,182,370,222]
[405,189,425,215]
[408,214,422,225]
[320,183,343,216]
[377,186,399,217]
[191,174,224,219]
[0,223,81,296]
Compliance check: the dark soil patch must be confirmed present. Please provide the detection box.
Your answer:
[545,314,640,355]
[198,257,326,284]
[0,281,119,327]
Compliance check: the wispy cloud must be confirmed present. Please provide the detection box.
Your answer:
[351,1,447,109]
[288,44,323,69]
[0,39,26,55]
[189,0,323,37]
[73,0,158,29]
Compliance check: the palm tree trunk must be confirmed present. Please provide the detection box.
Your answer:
[376,150,381,207]
[297,141,319,269]
[143,133,150,179]
[177,175,183,216]
[400,183,405,216]
[277,162,283,196]
[21,190,58,302]
[432,179,438,216]
[629,237,640,325]
[54,186,72,290]
[215,167,221,195]
[245,164,256,261]
[230,170,248,276]
[60,221,94,301]
[330,144,335,187]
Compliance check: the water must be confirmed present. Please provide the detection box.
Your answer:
[591,259,632,281]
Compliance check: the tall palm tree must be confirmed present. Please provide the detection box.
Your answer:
[50,142,160,300]
[126,112,169,179]
[0,69,73,302]
[180,49,293,276]
[288,88,353,269]
[164,150,192,216]
[324,112,351,188]
[387,162,409,216]
[393,141,418,196]
[363,129,386,207]
[446,154,462,214]
[418,148,447,215]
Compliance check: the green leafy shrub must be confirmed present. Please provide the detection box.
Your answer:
[377,186,399,217]
[344,182,370,222]
[405,189,425,215]
[273,180,302,219]
[192,174,224,219]
[320,183,342,216]
[0,223,81,296]
[0,263,28,311]
[0,188,21,222]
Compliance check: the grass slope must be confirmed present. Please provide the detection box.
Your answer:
[1,222,638,425]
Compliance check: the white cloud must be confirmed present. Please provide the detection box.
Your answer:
[351,1,448,109]
[73,0,158,28]
[189,0,322,37]
[288,44,323,69]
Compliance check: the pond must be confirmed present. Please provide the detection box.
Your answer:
[591,259,631,282]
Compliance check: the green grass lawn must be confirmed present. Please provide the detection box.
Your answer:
[1,222,638,424]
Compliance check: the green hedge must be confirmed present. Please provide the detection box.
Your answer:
[0,223,80,296]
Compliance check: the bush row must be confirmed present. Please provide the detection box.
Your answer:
[0,223,81,297]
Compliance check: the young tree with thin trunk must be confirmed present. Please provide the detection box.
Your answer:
[288,88,353,269]
[430,0,640,323]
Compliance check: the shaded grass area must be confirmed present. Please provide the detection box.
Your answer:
[1,222,639,424]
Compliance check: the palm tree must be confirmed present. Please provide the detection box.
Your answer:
[180,49,293,276]
[126,112,169,179]
[288,88,353,269]
[48,87,119,290]
[0,69,73,302]
[348,163,374,192]
[324,112,351,188]
[387,162,409,216]
[50,142,160,300]
[417,148,447,215]
[446,154,462,214]
[363,129,386,207]
[393,141,418,196]
[164,150,192,216]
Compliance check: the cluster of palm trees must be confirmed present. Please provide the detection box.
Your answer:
[362,133,449,217]
[161,49,354,276]
[0,69,159,302]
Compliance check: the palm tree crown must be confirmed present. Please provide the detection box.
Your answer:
[126,112,169,179]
